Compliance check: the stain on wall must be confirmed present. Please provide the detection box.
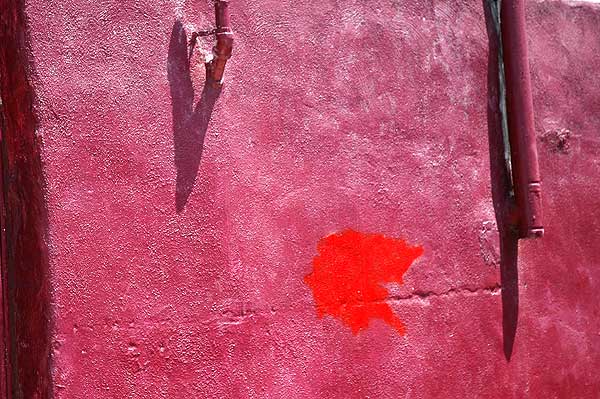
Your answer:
[305,229,423,335]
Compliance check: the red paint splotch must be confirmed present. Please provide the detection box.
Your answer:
[304,229,423,335]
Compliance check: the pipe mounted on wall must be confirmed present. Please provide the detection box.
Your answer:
[501,0,544,239]
[207,0,233,86]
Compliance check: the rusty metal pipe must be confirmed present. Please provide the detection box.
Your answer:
[207,0,233,85]
[501,0,543,239]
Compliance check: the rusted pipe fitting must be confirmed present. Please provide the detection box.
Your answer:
[501,0,544,239]
[206,0,233,86]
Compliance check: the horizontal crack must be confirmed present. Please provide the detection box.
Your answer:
[62,285,504,335]
[312,283,503,311]
[388,283,502,302]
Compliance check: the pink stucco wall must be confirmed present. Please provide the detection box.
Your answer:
[1,0,599,397]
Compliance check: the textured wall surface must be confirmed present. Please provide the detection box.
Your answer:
[0,0,599,397]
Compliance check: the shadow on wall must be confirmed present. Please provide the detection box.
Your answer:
[0,0,52,396]
[482,0,520,362]
[168,21,222,213]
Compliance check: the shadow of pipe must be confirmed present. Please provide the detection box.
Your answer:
[168,21,222,213]
[483,0,520,362]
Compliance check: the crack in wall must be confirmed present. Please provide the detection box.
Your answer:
[388,283,502,302]
[54,283,505,341]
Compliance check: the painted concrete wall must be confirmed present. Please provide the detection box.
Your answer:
[1,0,599,397]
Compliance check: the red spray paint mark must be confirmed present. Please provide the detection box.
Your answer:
[304,229,423,335]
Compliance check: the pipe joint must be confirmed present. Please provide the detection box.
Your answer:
[204,0,234,86]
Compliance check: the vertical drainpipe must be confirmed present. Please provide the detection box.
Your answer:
[501,0,544,239]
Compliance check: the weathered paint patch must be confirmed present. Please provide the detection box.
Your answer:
[304,229,423,335]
